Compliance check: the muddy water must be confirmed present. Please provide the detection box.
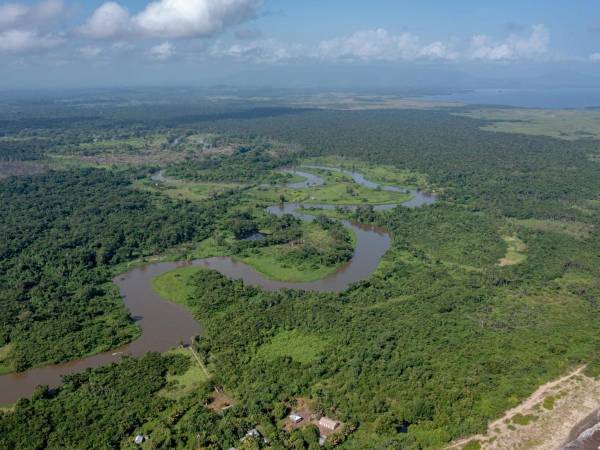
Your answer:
[279,169,325,188]
[562,410,600,450]
[302,165,437,207]
[0,167,436,404]
[0,262,202,405]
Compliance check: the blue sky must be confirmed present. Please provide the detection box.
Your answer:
[1,0,600,88]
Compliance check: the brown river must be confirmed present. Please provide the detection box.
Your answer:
[0,167,436,405]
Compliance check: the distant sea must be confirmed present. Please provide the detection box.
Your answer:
[413,88,600,109]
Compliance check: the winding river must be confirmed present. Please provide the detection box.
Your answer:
[0,167,436,405]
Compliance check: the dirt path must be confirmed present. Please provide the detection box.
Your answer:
[446,366,600,450]
[188,347,211,379]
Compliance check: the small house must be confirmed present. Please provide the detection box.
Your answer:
[244,429,261,440]
[134,434,145,445]
[318,417,340,431]
[289,413,303,424]
[241,428,268,444]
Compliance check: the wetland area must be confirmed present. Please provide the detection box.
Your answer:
[0,166,436,405]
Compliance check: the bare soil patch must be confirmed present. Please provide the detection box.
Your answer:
[206,390,235,412]
[0,161,47,179]
[283,397,344,440]
[446,366,600,450]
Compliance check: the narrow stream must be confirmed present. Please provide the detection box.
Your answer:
[0,167,436,404]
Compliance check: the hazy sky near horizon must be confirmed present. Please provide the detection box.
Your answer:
[2,0,600,88]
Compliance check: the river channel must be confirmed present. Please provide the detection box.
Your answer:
[0,167,436,404]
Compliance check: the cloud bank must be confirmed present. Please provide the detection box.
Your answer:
[77,0,263,40]
[0,1,560,68]
[0,0,65,53]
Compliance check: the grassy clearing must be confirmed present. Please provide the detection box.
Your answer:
[256,330,328,364]
[462,441,481,450]
[457,108,600,140]
[514,218,593,240]
[542,396,556,410]
[151,267,202,305]
[239,250,340,282]
[135,178,241,202]
[239,222,355,282]
[497,235,527,266]
[0,344,14,375]
[0,403,15,413]
[302,156,431,189]
[158,348,208,400]
[249,176,410,205]
[511,413,538,426]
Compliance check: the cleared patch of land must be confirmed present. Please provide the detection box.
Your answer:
[249,173,411,205]
[457,108,600,140]
[0,161,47,179]
[158,347,209,400]
[0,344,14,375]
[239,222,355,282]
[135,178,241,202]
[302,155,431,190]
[151,267,201,305]
[206,390,235,412]
[497,235,527,266]
[256,330,328,364]
[214,92,462,110]
[514,218,593,240]
[446,366,600,450]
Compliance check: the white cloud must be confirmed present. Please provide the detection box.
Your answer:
[80,0,263,40]
[80,46,103,58]
[0,0,64,30]
[316,29,456,62]
[212,38,295,63]
[77,2,131,39]
[0,3,28,30]
[590,53,600,62]
[0,29,64,53]
[149,41,174,60]
[134,0,263,38]
[468,24,549,61]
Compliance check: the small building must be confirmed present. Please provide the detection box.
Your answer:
[241,428,268,444]
[289,413,303,424]
[318,417,340,431]
[244,429,261,440]
[134,434,145,445]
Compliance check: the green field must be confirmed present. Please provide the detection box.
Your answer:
[158,348,209,400]
[151,267,202,305]
[514,218,593,240]
[256,330,329,364]
[498,235,527,266]
[0,344,14,375]
[302,156,431,189]
[135,178,242,202]
[458,108,600,140]
[239,222,355,282]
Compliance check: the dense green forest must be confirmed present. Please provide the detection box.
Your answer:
[0,168,232,371]
[2,96,600,449]
[167,145,296,184]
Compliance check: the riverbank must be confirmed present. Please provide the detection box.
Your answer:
[446,367,600,450]
[0,165,435,403]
